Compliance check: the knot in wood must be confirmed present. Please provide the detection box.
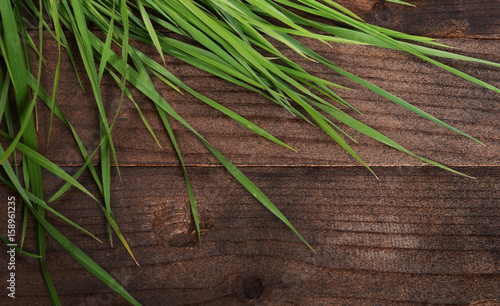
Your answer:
[243,278,263,300]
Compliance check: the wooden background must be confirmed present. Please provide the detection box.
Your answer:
[1,0,499,304]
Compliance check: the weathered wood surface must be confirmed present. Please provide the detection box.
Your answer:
[335,0,500,39]
[1,166,500,305]
[27,0,500,39]
[32,36,500,168]
[1,1,499,305]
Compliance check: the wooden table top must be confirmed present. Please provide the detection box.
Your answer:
[1,1,499,304]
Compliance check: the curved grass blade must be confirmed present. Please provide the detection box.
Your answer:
[0,142,139,304]
[385,0,414,6]
[0,1,58,303]
[0,131,98,202]
[137,0,165,64]
[88,32,312,248]
[0,170,102,243]
[156,107,200,240]
[0,233,41,258]
[310,100,472,178]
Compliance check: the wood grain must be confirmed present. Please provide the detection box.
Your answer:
[31,35,500,168]
[27,0,500,39]
[335,0,500,39]
[1,1,499,305]
[0,166,498,305]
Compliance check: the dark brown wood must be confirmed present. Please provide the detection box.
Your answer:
[1,1,499,305]
[1,166,499,305]
[336,0,500,39]
[25,0,500,38]
[32,36,500,167]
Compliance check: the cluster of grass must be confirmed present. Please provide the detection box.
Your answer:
[1,0,498,304]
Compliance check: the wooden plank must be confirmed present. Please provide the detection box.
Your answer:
[30,35,500,168]
[335,0,500,39]
[25,1,500,39]
[1,166,498,304]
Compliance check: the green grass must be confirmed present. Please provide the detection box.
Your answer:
[1,0,498,304]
